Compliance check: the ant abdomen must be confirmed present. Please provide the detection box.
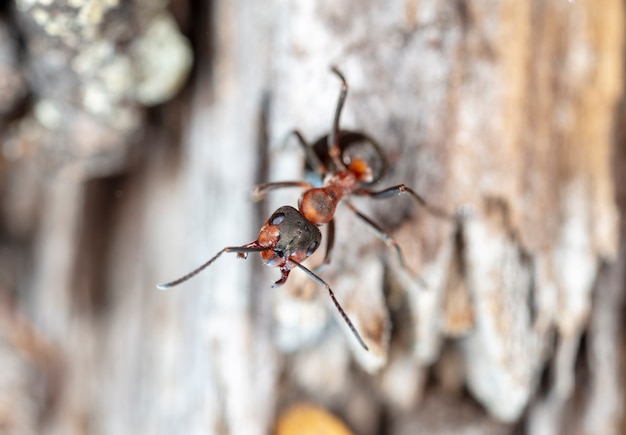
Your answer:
[308,131,388,186]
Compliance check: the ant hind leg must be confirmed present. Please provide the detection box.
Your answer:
[356,184,454,221]
[344,201,428,288]
[328,67,348,170]
[284,130,328,176]
[252,181,313,200]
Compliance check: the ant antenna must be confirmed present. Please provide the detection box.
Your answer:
[291,260,369,351]
[156,246,271,289]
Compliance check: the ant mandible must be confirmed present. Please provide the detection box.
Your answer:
[158,67,453,352]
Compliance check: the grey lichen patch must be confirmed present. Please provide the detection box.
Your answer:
[34,99,63,129]
[76,0,119,28]
[70,41,122,119]
[19,2,192,119]
[72,42,132,96]
[13,1,192,173]
[18,0,120,44]
[68,39,134,129]
[82,83,111,115]
[21,7,78,45]
[71,40,115,75]
[99,57,134,98]
[64,11,191,122]
[30,8,49,27]
[130,14,193,106]
[17,0,37,8]
[79,80,140,132]
[80,83,142,132]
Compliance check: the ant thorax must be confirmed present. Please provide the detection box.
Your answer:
[299,171,359,225]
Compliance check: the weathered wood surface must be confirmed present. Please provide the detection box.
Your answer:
[0,1,623,434]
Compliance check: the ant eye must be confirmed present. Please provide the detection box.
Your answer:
[306,241,319,256]
[270,212,285,226]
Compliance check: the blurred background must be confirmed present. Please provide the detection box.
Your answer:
[0,1,624,434]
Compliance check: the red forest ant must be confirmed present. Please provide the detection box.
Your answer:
[157,67,453,351]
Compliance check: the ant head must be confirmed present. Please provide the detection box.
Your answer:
[259,206,322,264]
[309,131,387,186]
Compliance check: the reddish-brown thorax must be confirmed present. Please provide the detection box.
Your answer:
[298,169,363,225]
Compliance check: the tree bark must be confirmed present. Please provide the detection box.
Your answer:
[0,1,624,434]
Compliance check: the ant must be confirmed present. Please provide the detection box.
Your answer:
[256,71,452,272]
[158,67,453,352]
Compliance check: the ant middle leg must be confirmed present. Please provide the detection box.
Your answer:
[355,184,454,220]
[322,219,335,268]
[311,219,335,274]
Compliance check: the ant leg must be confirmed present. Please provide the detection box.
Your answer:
[290,259,369,351]
[313,219,335,273]
[356,184,454,220]
[284,130,328,176]
[157,245,270,289]
[328,66,348,170]
[345,202,405,267]
[252,181,313,199]
[323,219,335,267]
[344,201,428,288]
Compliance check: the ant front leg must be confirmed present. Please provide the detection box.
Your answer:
[356,184,454,221]
[252,181,313,200]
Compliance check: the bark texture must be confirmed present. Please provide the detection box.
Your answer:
[0,1,624,434]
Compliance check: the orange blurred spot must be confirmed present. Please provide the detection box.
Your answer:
[275,403,353,435]
[348,159,372,182]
